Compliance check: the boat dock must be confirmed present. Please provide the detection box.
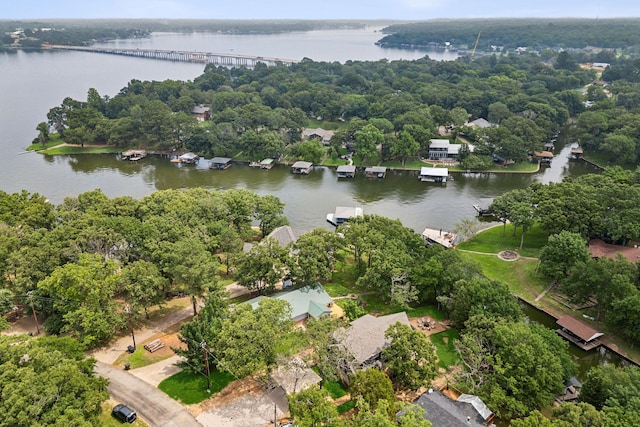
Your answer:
[121,149,147,161]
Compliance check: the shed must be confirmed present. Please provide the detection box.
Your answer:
[336,164,356,178]
[418,167,448,183]
[364,166,387,178]
[292,161,314,174]
[209,157,232,170]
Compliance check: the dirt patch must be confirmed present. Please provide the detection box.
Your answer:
[409,316,448,337]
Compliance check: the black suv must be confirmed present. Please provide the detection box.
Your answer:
[112,404,137,423]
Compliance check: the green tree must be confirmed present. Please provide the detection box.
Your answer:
[391,130,420,165]
[291,229,342,287]
[0,335,108,426]
[218,298,292,377]
[235,237,289,294]
[350,369,396,412]
[122,260,168,319]
[174,291,228,375]
[255,194,288,237]
[35,122,49,145]
[382,322,438,390]
[288,386,343,427]
[354,124,383,163]
[539,231,590,281]
[38,253,122,348]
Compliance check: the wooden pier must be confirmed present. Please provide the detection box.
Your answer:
[44,45,299,67]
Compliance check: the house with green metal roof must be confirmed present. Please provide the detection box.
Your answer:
[246,285,334,323]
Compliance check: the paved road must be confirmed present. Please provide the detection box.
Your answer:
[96,361,201,427]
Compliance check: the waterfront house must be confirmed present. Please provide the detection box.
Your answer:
[419,167,448,183]
[209,157,232,170]
[178,152,199,164]
[267,225,310,247]
[246,285,334,324]
[556,315,603,351]
[301,128,334,145]
[364,166,387,178]
[191,104,211,122]
[335,312,411,372]
[291,161,313,174]
[326,206,363,226]
[336,164,356,178]
[428,139,470,160]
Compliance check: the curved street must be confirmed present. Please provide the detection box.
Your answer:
[95,361,202,427]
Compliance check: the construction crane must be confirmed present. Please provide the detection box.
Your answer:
[471,31,482,59]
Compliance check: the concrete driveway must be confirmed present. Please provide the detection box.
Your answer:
[96,361,201,427]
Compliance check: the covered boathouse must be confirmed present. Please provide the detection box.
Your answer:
[209,157,232,169]
[418,167,448,183]
[292,161,314,174]
[336,164,356,178]
[364,166,387,178]
[556,315,603,351]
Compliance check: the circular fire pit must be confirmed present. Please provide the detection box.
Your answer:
[498,250,519,261]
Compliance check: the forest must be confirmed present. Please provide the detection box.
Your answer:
[378,18,640,53]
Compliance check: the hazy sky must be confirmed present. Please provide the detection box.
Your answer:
[5,0,640,20]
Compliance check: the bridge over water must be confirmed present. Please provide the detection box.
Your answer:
[45,45,299,67]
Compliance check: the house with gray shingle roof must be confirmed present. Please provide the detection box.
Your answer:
[335,312,411,369]
[408,389,495,427]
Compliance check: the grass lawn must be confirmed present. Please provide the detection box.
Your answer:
[323,380,348,399]
[113,344,174,369]
[43,145,121,155]
[322,282,353,297]
[406,306,444,321]
[456,222,548,258]
[430,329,461,370]
[449,161,539,173]
[459,252,548,301]
[381,157,424,170]
[274,329,310,356]
[336,400,356,415]
[322,157,350,167]
[158,369,235,404]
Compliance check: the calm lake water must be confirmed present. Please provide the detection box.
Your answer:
[0,28,592,232]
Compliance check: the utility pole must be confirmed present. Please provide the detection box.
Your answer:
[274,403,278,427]
[201,341,210,393]
[124,304,136,350]
[27,291,40,335]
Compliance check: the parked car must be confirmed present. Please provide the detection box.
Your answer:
[112,404,137,423]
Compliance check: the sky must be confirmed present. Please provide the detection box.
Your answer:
[4,0,640,20]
